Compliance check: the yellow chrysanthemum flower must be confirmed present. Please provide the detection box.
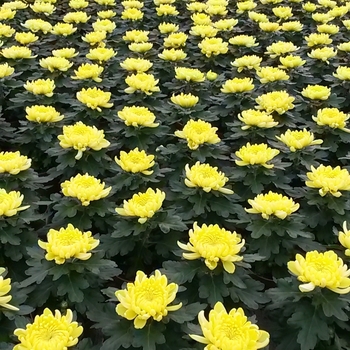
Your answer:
[238,109,278,130]
[61,173,111,206]
[265,41,299,58]
[30,2,55,14]
[213,18,238,31]
[121,7,143,20]
[38,224,100,264]
[22,19,52,33]
[303,2,317,11]
[333,66,350,81]
[51,22,77,36]
[69,0,89,9]
[156,4,179,16]
[236,0,257,13]
[118,106,159,127]
[235,143,280,168]
[40,56,73,73]
[14,309,83,350]
[206,70,218,81]
[185,162,233,194]
[115,270,182,329]
[122,0,144,9]
[187,2,208,12]
[63,11,90,23]
[337,42,350,52]
[71,63,104,82]
[170,93,199,108]
[248,11,269,22]
[279,55,306,69]
[308,46,337,63]
[158,48,187,61]
[0,151,31,175]
[190,302,270,350]
[259,21,280,32]
[276,129,323,151]
[221,77,255,93]
[158,22,179,34]
[0,8,16,21]
[256,67,289,83]
[317,23,339,34]
[3,2,27,10]
[190,25,218,38]
[0,63,14,78]
[119,56,152,72]
[231,55,262,73]
[92,19,116,33]
[313,107,350,132]
[245,191,300,219]
[273,5,293,18]
[198,37,228,57]
[312,12,333,23]
[0,189,30,217]
[229,35,259,47]
[24,79,55,97]
[95,0,115,5]
[0,23,15,37]
[14,32,38,45]
[1,46,36,59]
[0,268,18,311]
[192,12,212,25]
[175,67,205,82]
[338,221,350,256]
[58,122,110,160]
[86,47,116,62]
[288,251,350,294]
[128,42,153,53]
[164,32,187,48]
[123,29,149,42]
[76,87,113,112]
[301,85,331,100]
[178,222,244,273]
[115,148,155,175]
[82,30,107,45]
[25,105,63,123]
[256,90,295,114]
[281,21,303,31]
[175,119,220,149]
[97,10,116,18]
[125,73,160,95]
[305,164,350,197]
[115,188,165,223]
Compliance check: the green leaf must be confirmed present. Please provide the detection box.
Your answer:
[57,273,89,303]
[168,302,206,323]
[199,273,229,306]
[132,322,166,350]
[318,291,349,321]
[161,260,203,284]
[159,213,188,233]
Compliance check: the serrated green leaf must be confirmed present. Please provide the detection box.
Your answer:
[319,291,349,322]
[161,260,203,284]
[132,322,166,350]
[168,302,206,323]
[57,273,89,303]
[199,273,229,306]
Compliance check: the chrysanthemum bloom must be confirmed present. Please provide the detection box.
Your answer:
[164,32,187,48]
[229,35,259,47]
[308,47,337,63]
[158,48,187,61]
[14,32,38,45]
[71,63,104,82]
[205,4,227,16]
[76,87,113,112]
[121,7,143,20]
[279,55,306,69]
[337,42,350,52]
[170,93,199,108]
[276,129,323,151]
[281,21,303,31]
[313,108,350,132]
[51,22,77,36]
[256,91,295,114]
[305,164,350,197]
[221,77,255,93]
[128,42,153,53]
[245,191,299,219]
[301,85,331,100]
[3,2,27,10]
[191,12,211,25]
[63,11,90,23]
[39,56,73,73]
[198,37,228,57]
[259,22,280,32]
[238,109,278,130]
[61,173,111,206]
[0,151,31,175]
[333,66,350,81]
[123,29,149,42]
[125,73,160,95]
[25,105,63,123]
[120,58,152,72]
[213,18,237,31]
[22,18,52,33]
[248,11,269,22]
[86,47,116,62]
[24,79,55,97]
[190,302,270,349]
[14,309,83,349]
[338,221,350,256]
[0,63,14,79]
[231,55,262,73]
[178,222,244,273]
[256,67,289,83]
[0,189,30,217]
[0,23,15,37]
[115,188,165,223]
[97,10,116,18]
[175,119,220,149]
[175,67,205,82]
[235,143,280,168]
[30,2,55,14]
[58,122,110,160]
[305,33,332,48]
[115,148,155,175]
[92,19,116,33]
[272,5,292,18]
[303,1,317,11]
[190,25,218,38]
[122,0,144,9]
[69,0,89,9]
[95,0,115,5]
[187,2,208,12]
[156,4,179,16]
[118,106,159,127]
[236,0,257,13]
[1,46,36,59]
[0,268,18,311]
[288,251,350,294]
[53,48,78,59]
[38,224,100,264]
[82,30,107,45]
[343,19,350,30]
[265,41,299,58]
[115,270,181,328]
[158,22,179,34]
[206,70,218,81]
[185,162,233,194]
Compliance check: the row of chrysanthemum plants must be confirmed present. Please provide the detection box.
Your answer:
[1,0,350,348]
